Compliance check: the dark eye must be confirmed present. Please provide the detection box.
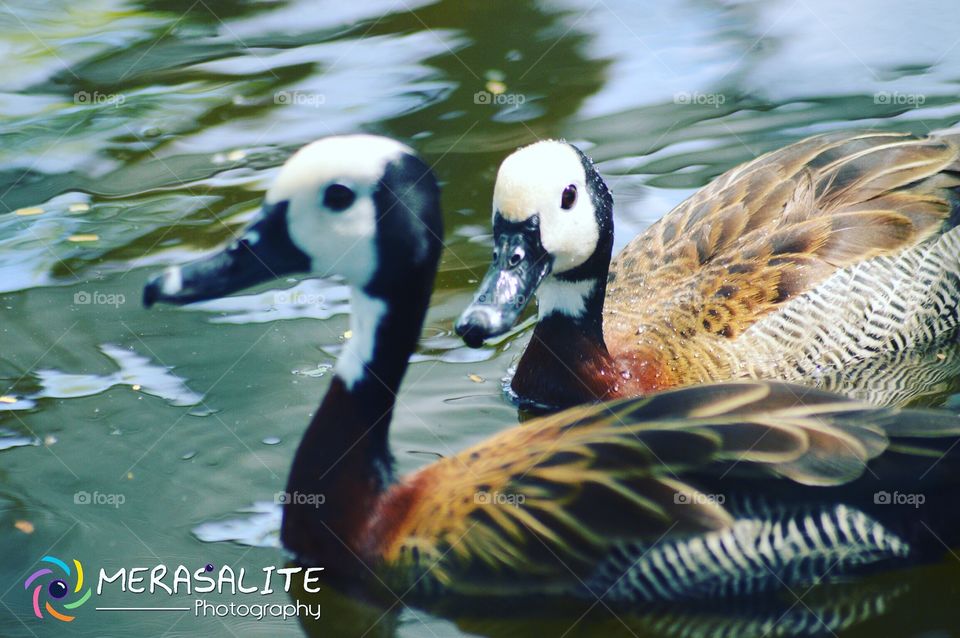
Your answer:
[561,184,577,210]
[322,184,356,212]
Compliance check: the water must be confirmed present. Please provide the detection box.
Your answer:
[2,0,960,635]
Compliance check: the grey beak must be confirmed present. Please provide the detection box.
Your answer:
[143,201,311,307]
[455,215,551,347]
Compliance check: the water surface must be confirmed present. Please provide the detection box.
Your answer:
[2,1,960,636]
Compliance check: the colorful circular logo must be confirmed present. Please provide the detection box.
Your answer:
[24,556,91,622]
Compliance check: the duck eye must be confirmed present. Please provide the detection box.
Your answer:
[322,184,356,212]
[561,184,577,210]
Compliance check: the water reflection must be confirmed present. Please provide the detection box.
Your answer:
[288,563,960,638]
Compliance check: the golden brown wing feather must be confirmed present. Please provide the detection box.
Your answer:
[604,130,960,359]
[379,381,960,595]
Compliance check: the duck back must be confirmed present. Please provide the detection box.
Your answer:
[605,130,960,405]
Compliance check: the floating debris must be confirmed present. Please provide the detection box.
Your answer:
[14,207,44,216]
[68,203,90,213]
[181,450,197,460]
[227,149,247,162]
[131,384,141,391]
[0,396,16,404]
[67,234,99,242]
[468,374,485,383]
[262,436,281,446]
[486,79,507,95]
[14,520,34,534]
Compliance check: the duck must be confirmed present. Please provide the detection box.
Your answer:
[455,130,960,411]
[144,134,960,605]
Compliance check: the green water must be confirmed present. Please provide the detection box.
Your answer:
[2,0,960,636]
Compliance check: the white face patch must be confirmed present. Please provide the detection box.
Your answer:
[335,290,388,389]
[493,140,600,274]
[536,278,595,320]
[267,135,413,288]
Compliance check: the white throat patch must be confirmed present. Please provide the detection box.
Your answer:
[335,289,389,389]
[493,140,601,274]
[536,278,595,320]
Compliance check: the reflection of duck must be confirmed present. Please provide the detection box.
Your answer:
[290,568,914,638]
[289,560,960,638]
[449,579,913,638]
[145,135,960,604]
[456,131,960,410]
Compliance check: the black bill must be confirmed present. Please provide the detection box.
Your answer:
[143,201,311,307]
[455,215,551,348]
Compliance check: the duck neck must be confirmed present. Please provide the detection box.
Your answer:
[514,259,617,410]
[513,145,618,409]
[535,273,606,340]
[280,284,429,568]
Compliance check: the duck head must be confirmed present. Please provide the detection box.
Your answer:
[145,135,443,569]
[144,134,443,390]
[455,140,613,347]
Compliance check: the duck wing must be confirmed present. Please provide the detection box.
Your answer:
[382,381,960,598]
